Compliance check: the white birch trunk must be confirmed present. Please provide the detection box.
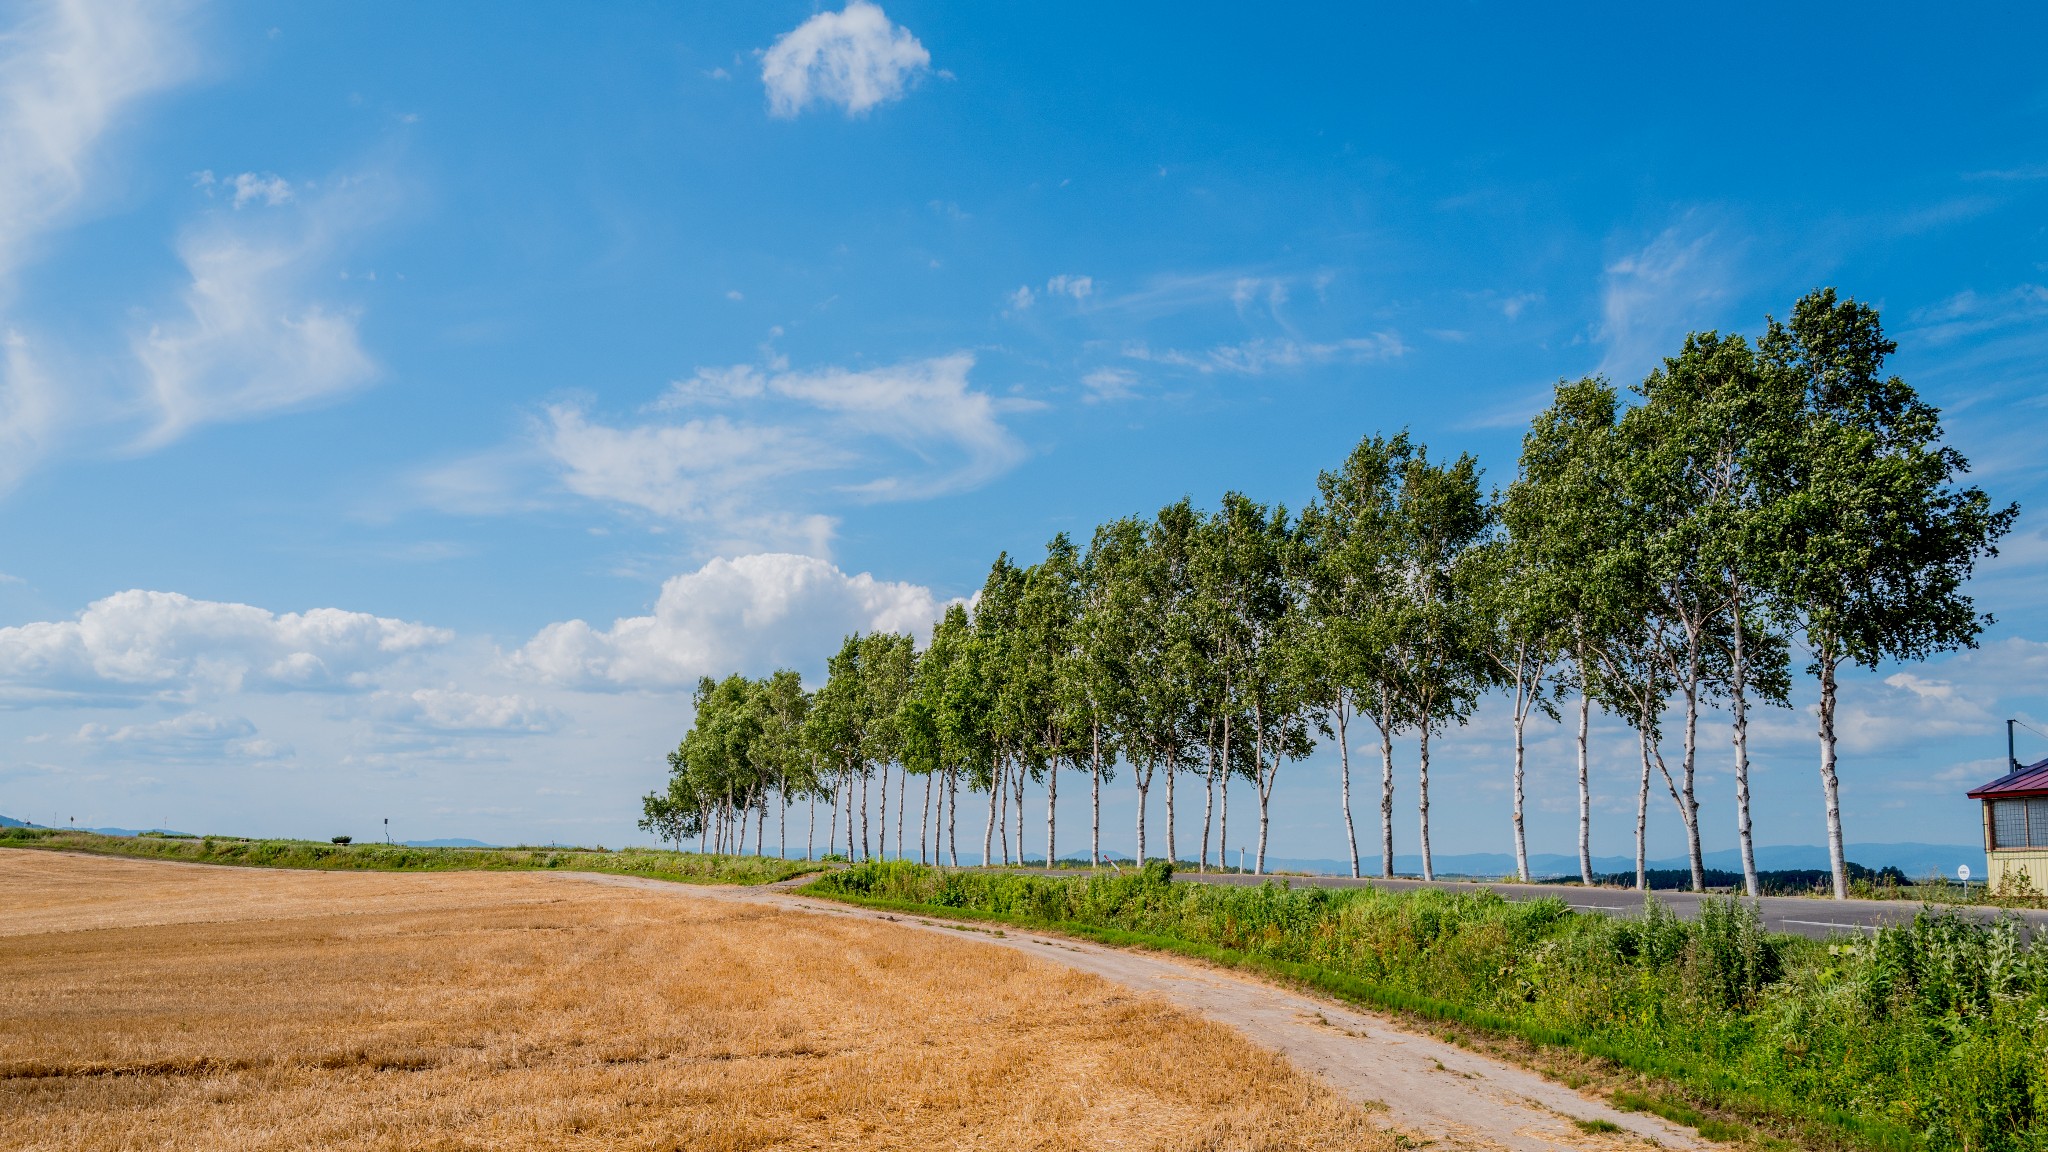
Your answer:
[1417,727,1434,882]
[1338,692,1359,879]
[1577,666,1592,886]
[1819,655,1848,899]
[1731,594,1758,897]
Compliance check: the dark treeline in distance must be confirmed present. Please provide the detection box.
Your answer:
[641,289,2016,900]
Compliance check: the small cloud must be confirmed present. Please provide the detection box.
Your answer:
[705,66,730,80]
[1046,274,1093,301]
[760,1,930,118]
[1081,367,1139,403]
[1964,165,2048,182]
[1884,672,1957,702]
[724,289,743,301]
[1006,285,1034,311]
[1230,277,1284,312]
[1500,292,1540,320]
[227,172,293,209]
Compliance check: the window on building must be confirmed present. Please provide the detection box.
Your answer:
[1995,799,2028,849]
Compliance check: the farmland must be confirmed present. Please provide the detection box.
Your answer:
[0,849,1384,1151]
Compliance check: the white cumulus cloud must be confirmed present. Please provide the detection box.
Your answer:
[512,553,944,690]
[0,589,450,705]
[761,1,930,118]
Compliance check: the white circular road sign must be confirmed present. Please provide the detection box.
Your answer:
[1958,864,1972,883]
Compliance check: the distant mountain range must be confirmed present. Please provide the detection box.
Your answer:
[0,816,493,846]
[1221,843,1985,880]
[1,814,188,837]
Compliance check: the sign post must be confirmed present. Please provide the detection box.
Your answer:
[1959,863,1972,896]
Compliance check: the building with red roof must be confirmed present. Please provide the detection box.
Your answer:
[1968,757,2048,893]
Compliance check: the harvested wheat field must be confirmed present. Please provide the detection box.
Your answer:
[0,849,1389,1151]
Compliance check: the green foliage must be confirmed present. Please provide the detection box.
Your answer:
[812,863,2048,1150]
[4,828,817,885]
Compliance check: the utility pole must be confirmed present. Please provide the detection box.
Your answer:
[384,817,391,844]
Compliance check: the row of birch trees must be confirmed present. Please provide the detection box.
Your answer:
[641,289,2015,899]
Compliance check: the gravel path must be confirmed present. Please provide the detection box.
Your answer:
[577,873,1707,1152]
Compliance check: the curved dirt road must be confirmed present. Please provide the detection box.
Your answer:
[577,873,1706,1152]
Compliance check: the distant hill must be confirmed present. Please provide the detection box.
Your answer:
[1248,842,1986,880]
[0,815,190,837]
[403,838,497,848]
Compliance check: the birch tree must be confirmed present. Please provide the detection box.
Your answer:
[1758,288,2017,898]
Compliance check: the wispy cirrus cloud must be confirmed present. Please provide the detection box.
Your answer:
[0,0,196,287]
[1122,333,1404,376]
[0,0,196,490]
[0,3,387,489]
[522,352,1030,552]
[369,688,561,735]
[1595,221,1741,382]
[760,1,930,118]
[78,711,292,762]
[134,178,383,448]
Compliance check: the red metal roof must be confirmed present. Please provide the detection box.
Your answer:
[1969,759,2048,799]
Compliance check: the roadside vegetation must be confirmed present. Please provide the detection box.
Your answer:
[815,860,2048,1151]
[0,825,816,885]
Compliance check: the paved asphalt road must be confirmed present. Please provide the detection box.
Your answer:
[1007,867,2048,940]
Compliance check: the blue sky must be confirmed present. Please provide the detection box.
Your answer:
[0,1,2044,862]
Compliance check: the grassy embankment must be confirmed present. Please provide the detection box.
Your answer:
[0,825,816,885]
[810,860,2048,1152]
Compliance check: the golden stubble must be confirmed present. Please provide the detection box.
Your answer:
[0,850,1389,1151]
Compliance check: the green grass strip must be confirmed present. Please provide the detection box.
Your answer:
[0,827,821,886]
